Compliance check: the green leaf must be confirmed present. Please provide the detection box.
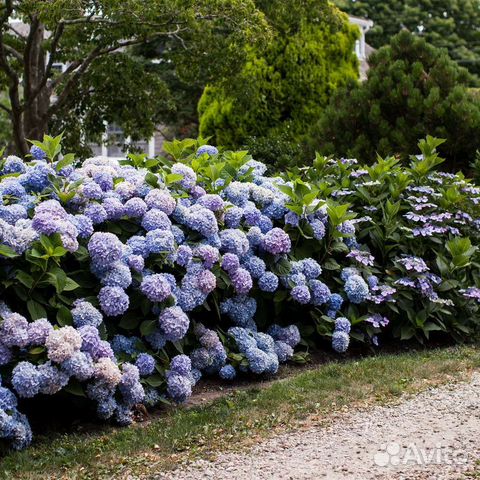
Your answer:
[145,374,164,388]
[27,300,47,320]
[15,271,34,289]
[119,314,141,330]
[63,277,80,292]
[145,172,159,188]
[165,173,184,185]
[57,305,73,326]
[140,320,157,336]
[64,380,86,397]
[55,153,75,172]
[29,346,46,355]
[0,245,19,258]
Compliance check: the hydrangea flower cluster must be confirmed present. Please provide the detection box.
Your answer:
[5,139,474,451]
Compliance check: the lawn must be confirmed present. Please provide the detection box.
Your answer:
[2,345,479,479]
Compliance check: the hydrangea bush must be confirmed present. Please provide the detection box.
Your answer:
[0,134,478,450]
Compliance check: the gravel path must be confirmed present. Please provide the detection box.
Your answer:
[153,373,480,480]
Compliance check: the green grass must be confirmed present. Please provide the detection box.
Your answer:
[1,346,479,479]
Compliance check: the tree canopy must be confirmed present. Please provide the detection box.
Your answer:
[335,0,480,76]
[313,31,480,170]
[0,0,267,155]
[198,0,359,168]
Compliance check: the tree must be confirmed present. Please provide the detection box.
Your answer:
[197,0,359,168]
[335,0,480,77]
[0,0,267,155]
[313,31,480,170]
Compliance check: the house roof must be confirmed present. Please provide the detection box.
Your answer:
[348,15,374,30]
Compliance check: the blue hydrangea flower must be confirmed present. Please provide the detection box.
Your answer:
[112,335,138,355]
[72,300,103,328]
[258,271,278,292]
[310,219,326,240]
[302,258,322,279]
[224,206,243,228]
[70,214,94,239]
[30,145,46,160]
[328,293,343,312]
[334,317,351,334]
[141,208,172,231]
[84,202,108,224]
[219,364,236,380]
[332,331,350,353]
[11,362,41,398]
[135,353,156,376]
[196,145,219,156]
[167,374,192,403]
[98,286,130,317]
[171,163,196,191]
[3,155,26,174]
[144,189,176,215]
[230,268,253,295]
[145,229,175,254]
[170,355,192,377]
[242,255,266,279]
[37,362,70,395]
[221,296,257,326]
[62,351,94,381]
[309,280,331,306]
[224,181,250,207]
[127,235,148,257]
[189,348,210,370]
[83,181,104,200]
[193,245,219,269]
[274,341,294,362]
[344,275,369,304]
[100,197,124,220]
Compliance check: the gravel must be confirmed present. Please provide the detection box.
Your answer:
[152,372,480,479]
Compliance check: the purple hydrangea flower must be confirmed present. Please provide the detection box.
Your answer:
[88,232,124,269]
[158,306,190,342]
[140,274,172,302]
[230,268,253,295]
[291,285,311,304]
[262,228,291,255]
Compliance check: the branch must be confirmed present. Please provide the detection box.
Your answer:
[47,25,186,110]
[6,23,27,39]
[25,21,64,107]
[3,44,23,61]
[0,102,11,115]
[23,15,40,102]
[0,0,13,24]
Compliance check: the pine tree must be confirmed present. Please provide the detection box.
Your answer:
[335,0,480,76]
[314,31,480,170]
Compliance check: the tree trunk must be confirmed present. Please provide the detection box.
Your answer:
[11,20,51,156]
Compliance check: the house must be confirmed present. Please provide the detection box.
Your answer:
[348,15,374,81]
